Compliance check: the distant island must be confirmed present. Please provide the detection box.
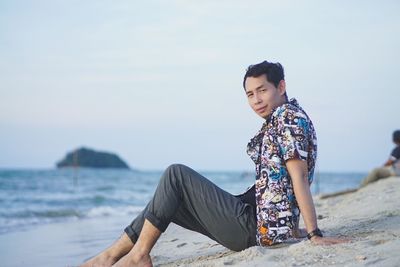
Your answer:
[56,147,130,169]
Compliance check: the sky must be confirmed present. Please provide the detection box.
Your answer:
[0,0,399,172]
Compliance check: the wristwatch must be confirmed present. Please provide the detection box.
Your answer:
[307,228,323,240]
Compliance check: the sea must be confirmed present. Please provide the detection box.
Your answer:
[0,168,366,236]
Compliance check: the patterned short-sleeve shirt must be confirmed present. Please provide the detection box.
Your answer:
[390,146,400,175]
[247,98,317,246]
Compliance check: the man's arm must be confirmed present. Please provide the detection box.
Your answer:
[384,146,400,166]
[286,159,316,232]
[383,158,394,167]
[286,159,348,245]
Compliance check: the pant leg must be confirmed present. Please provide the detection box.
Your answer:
[360,166,395,187]
[124,164,256,251]
[124,203,148,243]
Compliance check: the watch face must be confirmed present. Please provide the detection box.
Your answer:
[307,228,323,239]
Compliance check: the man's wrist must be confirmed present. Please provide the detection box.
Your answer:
[307,228,323,240]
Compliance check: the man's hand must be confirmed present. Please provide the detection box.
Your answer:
[286,159,351,246]
[310,236,350,245]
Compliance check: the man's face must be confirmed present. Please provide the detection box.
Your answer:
[244,74,286,119]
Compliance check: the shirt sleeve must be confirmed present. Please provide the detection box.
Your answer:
[390,146,400,161]
[277,108,310,162]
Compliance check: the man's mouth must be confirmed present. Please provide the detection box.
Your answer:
[256,106,267,113]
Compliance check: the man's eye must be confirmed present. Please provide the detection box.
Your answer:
[260,88,267,92]
[247,94,253,98]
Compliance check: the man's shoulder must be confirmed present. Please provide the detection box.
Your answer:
[272,99,309,122]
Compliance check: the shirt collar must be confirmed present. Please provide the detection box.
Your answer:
[266,98,298,121]
[259,98,298,132]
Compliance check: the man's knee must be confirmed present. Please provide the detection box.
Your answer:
[376,167,393,179]
[165,163,188,177]
[166,163,186,172]
[162,163,188,184]
[362,167,392,187]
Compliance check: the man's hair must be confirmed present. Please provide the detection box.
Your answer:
[243,60,285,89]
[393,130,400,143]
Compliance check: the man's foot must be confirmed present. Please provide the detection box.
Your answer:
[80,251,117,267]
[112,252,152,267]
[80,233,134,267]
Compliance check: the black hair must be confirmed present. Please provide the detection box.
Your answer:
[242,60,285,89]
[393,130,400,143]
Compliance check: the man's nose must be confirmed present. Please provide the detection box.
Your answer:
[254,93,262,104]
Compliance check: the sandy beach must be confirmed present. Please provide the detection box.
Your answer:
[1,176,399,267]
[151,176,400,266]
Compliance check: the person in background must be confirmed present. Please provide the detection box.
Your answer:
[361,130,400,187]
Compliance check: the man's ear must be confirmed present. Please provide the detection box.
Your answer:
[278,80,286,96]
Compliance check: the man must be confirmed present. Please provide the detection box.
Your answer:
[361,130,400,186]
[81,61,345,267]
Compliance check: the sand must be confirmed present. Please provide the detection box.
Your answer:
[151,176,400,267]
[1,176,399,267]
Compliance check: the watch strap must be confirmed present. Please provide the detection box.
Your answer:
[307,228,323,240]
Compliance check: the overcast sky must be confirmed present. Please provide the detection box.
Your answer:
[1,0,399,172]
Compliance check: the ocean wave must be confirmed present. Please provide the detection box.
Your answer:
[0,214,80,235]
[0,208,83,219]
[32,209,83,218]
[95,185,116,192]
[0,205,144,235]
[85,205,144,218]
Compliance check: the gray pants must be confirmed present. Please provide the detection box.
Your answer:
[124,164,256,251]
